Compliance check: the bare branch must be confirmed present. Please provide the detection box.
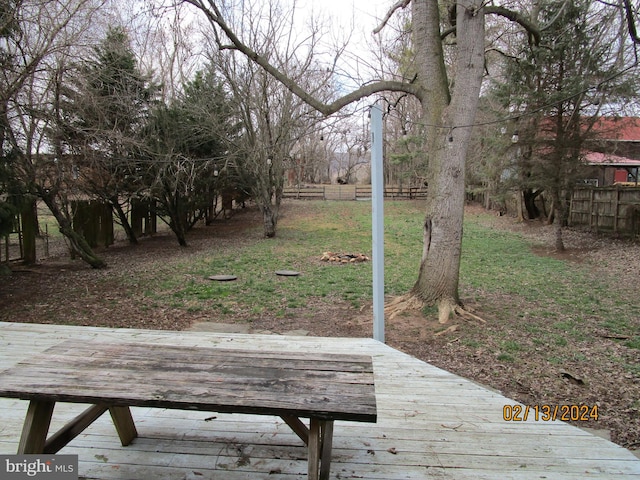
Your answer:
[485,6,541,46]
[442,6,540,44]
[373,0,412,35]
[622,0,640,44]
[539,0,569,31]
[184,0,423,115]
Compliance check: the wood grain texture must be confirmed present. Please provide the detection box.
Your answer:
[0,341,377,422]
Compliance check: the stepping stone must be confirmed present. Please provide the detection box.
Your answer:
[275,270,300,276]
[208,275,238,281]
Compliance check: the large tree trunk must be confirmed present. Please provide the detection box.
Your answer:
[550,190,565,251]
[523,188,542,219]
[260,202,278,238]
[405,0,486,322]
[190,0,495,325]
[168,194,188,247]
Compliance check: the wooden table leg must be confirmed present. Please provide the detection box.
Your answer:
[17,403,137,455]
[308,418,321,480]
[281,415,310,445]
[44,404,108,454]
[309,419,335,480]
[18,400,55,454]
[108,406,138,446]
[319,420,334,480]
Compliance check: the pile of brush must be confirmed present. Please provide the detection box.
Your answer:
[320,252,370,263]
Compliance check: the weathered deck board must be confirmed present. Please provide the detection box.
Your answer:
[1,322,639,479]
[0,341,376,424]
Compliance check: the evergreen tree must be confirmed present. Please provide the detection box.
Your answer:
[58,25,158,245]
[490,0,637,249]
[142,65,239,245]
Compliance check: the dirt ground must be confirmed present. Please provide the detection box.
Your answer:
[0,202,639,453]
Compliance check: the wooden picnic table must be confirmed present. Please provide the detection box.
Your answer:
[0,340,377,480]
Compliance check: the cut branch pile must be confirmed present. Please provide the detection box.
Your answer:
[320,252,370,263]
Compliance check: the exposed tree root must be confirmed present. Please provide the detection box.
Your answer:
[384,293,426,321]
[384,293,486,325]
[434,325,459,336]
[452,304,486,324]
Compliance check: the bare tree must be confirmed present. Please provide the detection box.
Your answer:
[206,0,329,237]
[1,0,109,268]
[323,118,369,184]
[182,0,541,322]
[288,127,329,185]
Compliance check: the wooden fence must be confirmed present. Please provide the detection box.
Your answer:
[355,185,428,200]
[282,185,428,201]
[569,186,640,235]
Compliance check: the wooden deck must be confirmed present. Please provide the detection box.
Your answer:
[1,322,639,479]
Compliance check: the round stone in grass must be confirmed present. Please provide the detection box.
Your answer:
[208,275,238,281]
[275,270,300,277]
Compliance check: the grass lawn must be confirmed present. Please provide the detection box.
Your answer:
[137,200,639,346]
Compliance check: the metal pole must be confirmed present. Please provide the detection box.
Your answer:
[370,102,385,343]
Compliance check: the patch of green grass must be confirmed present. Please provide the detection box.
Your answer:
[553,320,576,331]
[602,318,632,336]
[547,356,565,365]
[461,216,638,341]
[553,335,568,347]
[461,222,573,303]
[524,324,541,334]
[462,339,482,348]
[139,202,383,318]
[571,353,587,362]
[37,203,64,238]
[497,353,515,362]
[625,336,640,350]
[501,340,522,352]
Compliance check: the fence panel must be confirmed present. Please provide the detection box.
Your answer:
[569,186,640,235]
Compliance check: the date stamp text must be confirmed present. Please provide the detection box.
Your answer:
[502,404,599,422]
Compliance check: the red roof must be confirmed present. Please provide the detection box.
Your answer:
[590,117,640,141]
[585,151,640,167]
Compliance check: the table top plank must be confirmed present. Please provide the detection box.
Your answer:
[0,341,377,422]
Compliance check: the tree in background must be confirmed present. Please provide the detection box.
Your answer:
[57,25,158,246]
[1,0,107,268]
[207,1,329,238]
[184,0,543,322]
[141,66,237,246]
[376,9,427,190]
[0,0,22,266]
[488,0,638,250]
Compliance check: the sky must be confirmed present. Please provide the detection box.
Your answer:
[286,0,397,92]
[305,0,390,34]
[295,0,392,54]
[159,0,398,117]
